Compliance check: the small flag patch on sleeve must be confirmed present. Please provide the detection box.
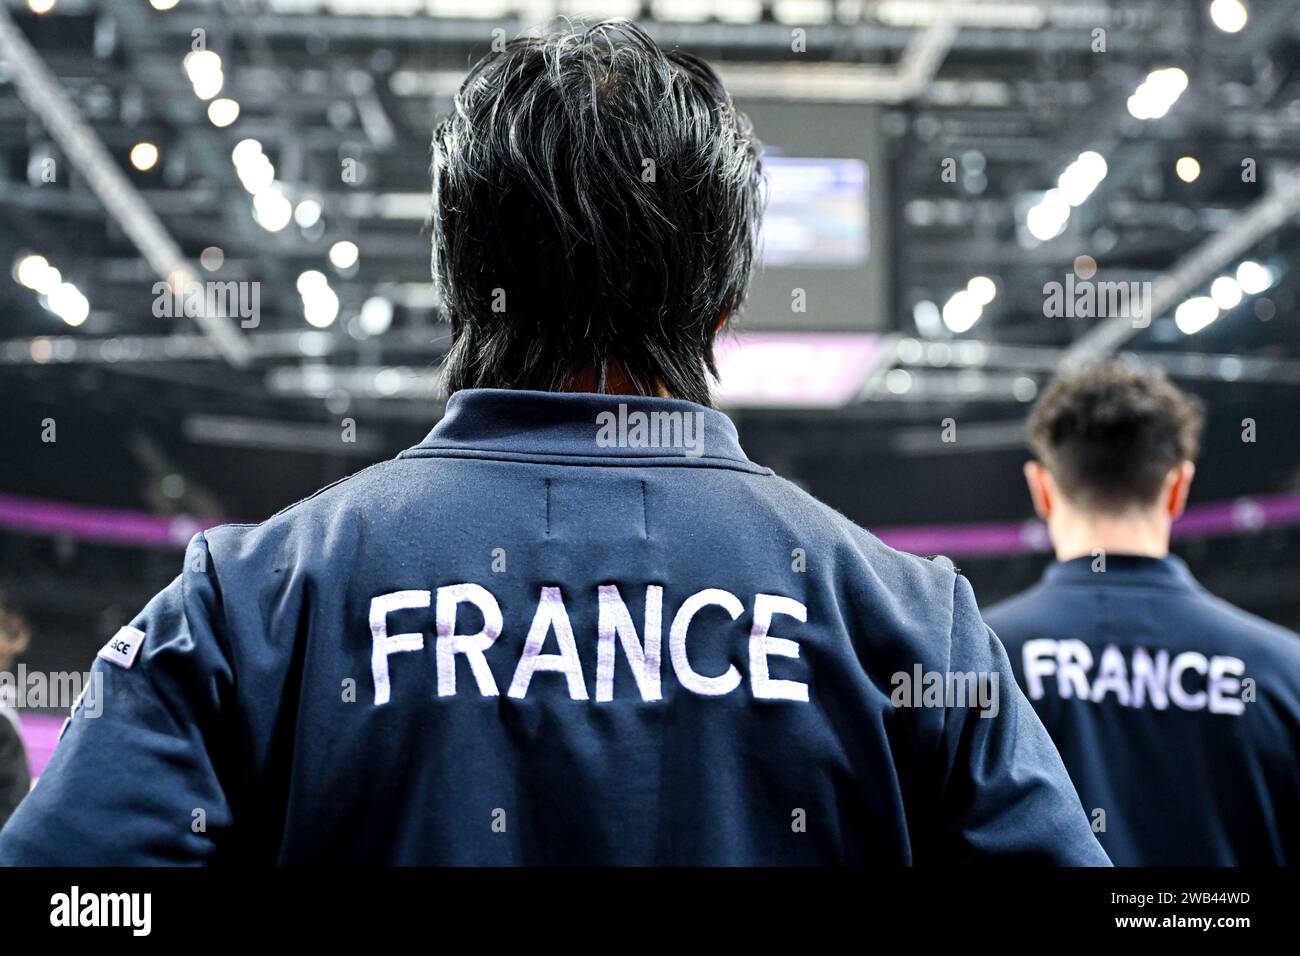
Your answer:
[98,626,146,670]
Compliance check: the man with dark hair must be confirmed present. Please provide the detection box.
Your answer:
[985,362,1300,865]
[0,600,32,830]
[0,21,1104,865]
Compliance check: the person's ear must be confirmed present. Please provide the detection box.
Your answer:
[1023,460,1053,520]
[714,310,730,335]
[1166,461,1195,520]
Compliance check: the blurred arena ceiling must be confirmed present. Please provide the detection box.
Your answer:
[0,0,1299,527]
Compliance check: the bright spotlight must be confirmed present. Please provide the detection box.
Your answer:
[1026,199,1068,241]
[17,256,61,296]
[231,139,263,166]
[15,255,50,290]
[1128,67,1189,120]
[1210,276,1243,310]
[359,297,394,336]
[48,282,90,327]
[329,241,360,270]
[28,0,56,13]
[252,188,292,232]
[1174,296,1220,335]
[1209,0,1248,33]
[942,290,982,334]
[966,276,997,306]
[1175,156,1201,182]
[129,142,159,172]
[1150,67,1189,97]
[303,287,340,329]
[150,0,180,9]
[184,50,224,100]
[294,199,323,228]
[297,270,329,295]
[1058,151,1108,206]
[36,268,62,296]
[236,154,275,194]
[1235,260,1272,294]
[207,98,240,128]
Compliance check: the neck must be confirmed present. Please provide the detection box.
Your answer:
[1049,506,1171,562]
[565,363,672,398]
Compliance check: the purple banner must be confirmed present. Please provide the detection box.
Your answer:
[16,713,62,779]
[0,493,212,549]
[3,490,1300,559]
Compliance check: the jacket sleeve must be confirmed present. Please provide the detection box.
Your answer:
[0,534,236,865]
[931,574,1111,865]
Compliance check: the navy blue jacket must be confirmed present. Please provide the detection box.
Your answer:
[985,554,1300,866]
[0,390,1107,865]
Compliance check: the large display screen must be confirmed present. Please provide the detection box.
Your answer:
[737,101,888,331]
[759,156,869,268]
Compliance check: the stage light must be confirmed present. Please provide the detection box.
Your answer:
[1175,156,1201,182]
[359,297,394,336]
[374,368,402,396]
[329,240,360,270]
[15,255,50,290]
[184,50,224,100]
[297,270,328,295]
[942,290,982,334]
[207,98,240,128]
[150,0,180,9]
[884,369,913,395]
[294,199,322,228]
[1174,296,1219,335]
[1209,0,1248,33]
[252,188,292,232]
[236,153,275,194]
[48,282,90,327]
[1235,260,1272,294]
[15,256,62,297]
[28,0,56,13]
[966,276,997,306]
[298,268,339,329]
[303,286,340,329]
[1127,67,1189,120]
[1026,191,1069,241]
[129,142,159,172]
[912,300,942,338]
[1058,151,1108,206]
[231,139,262,166]
[1210,275,1242,310]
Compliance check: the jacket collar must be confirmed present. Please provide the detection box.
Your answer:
[1042,553,1200,590]
[401,388,766,470]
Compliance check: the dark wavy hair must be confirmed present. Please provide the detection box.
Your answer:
[431,19,763,406]
[1028,363,1205,512]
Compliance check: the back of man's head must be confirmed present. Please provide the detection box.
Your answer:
[431,19,763,406]
[1028,363,1204,514]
